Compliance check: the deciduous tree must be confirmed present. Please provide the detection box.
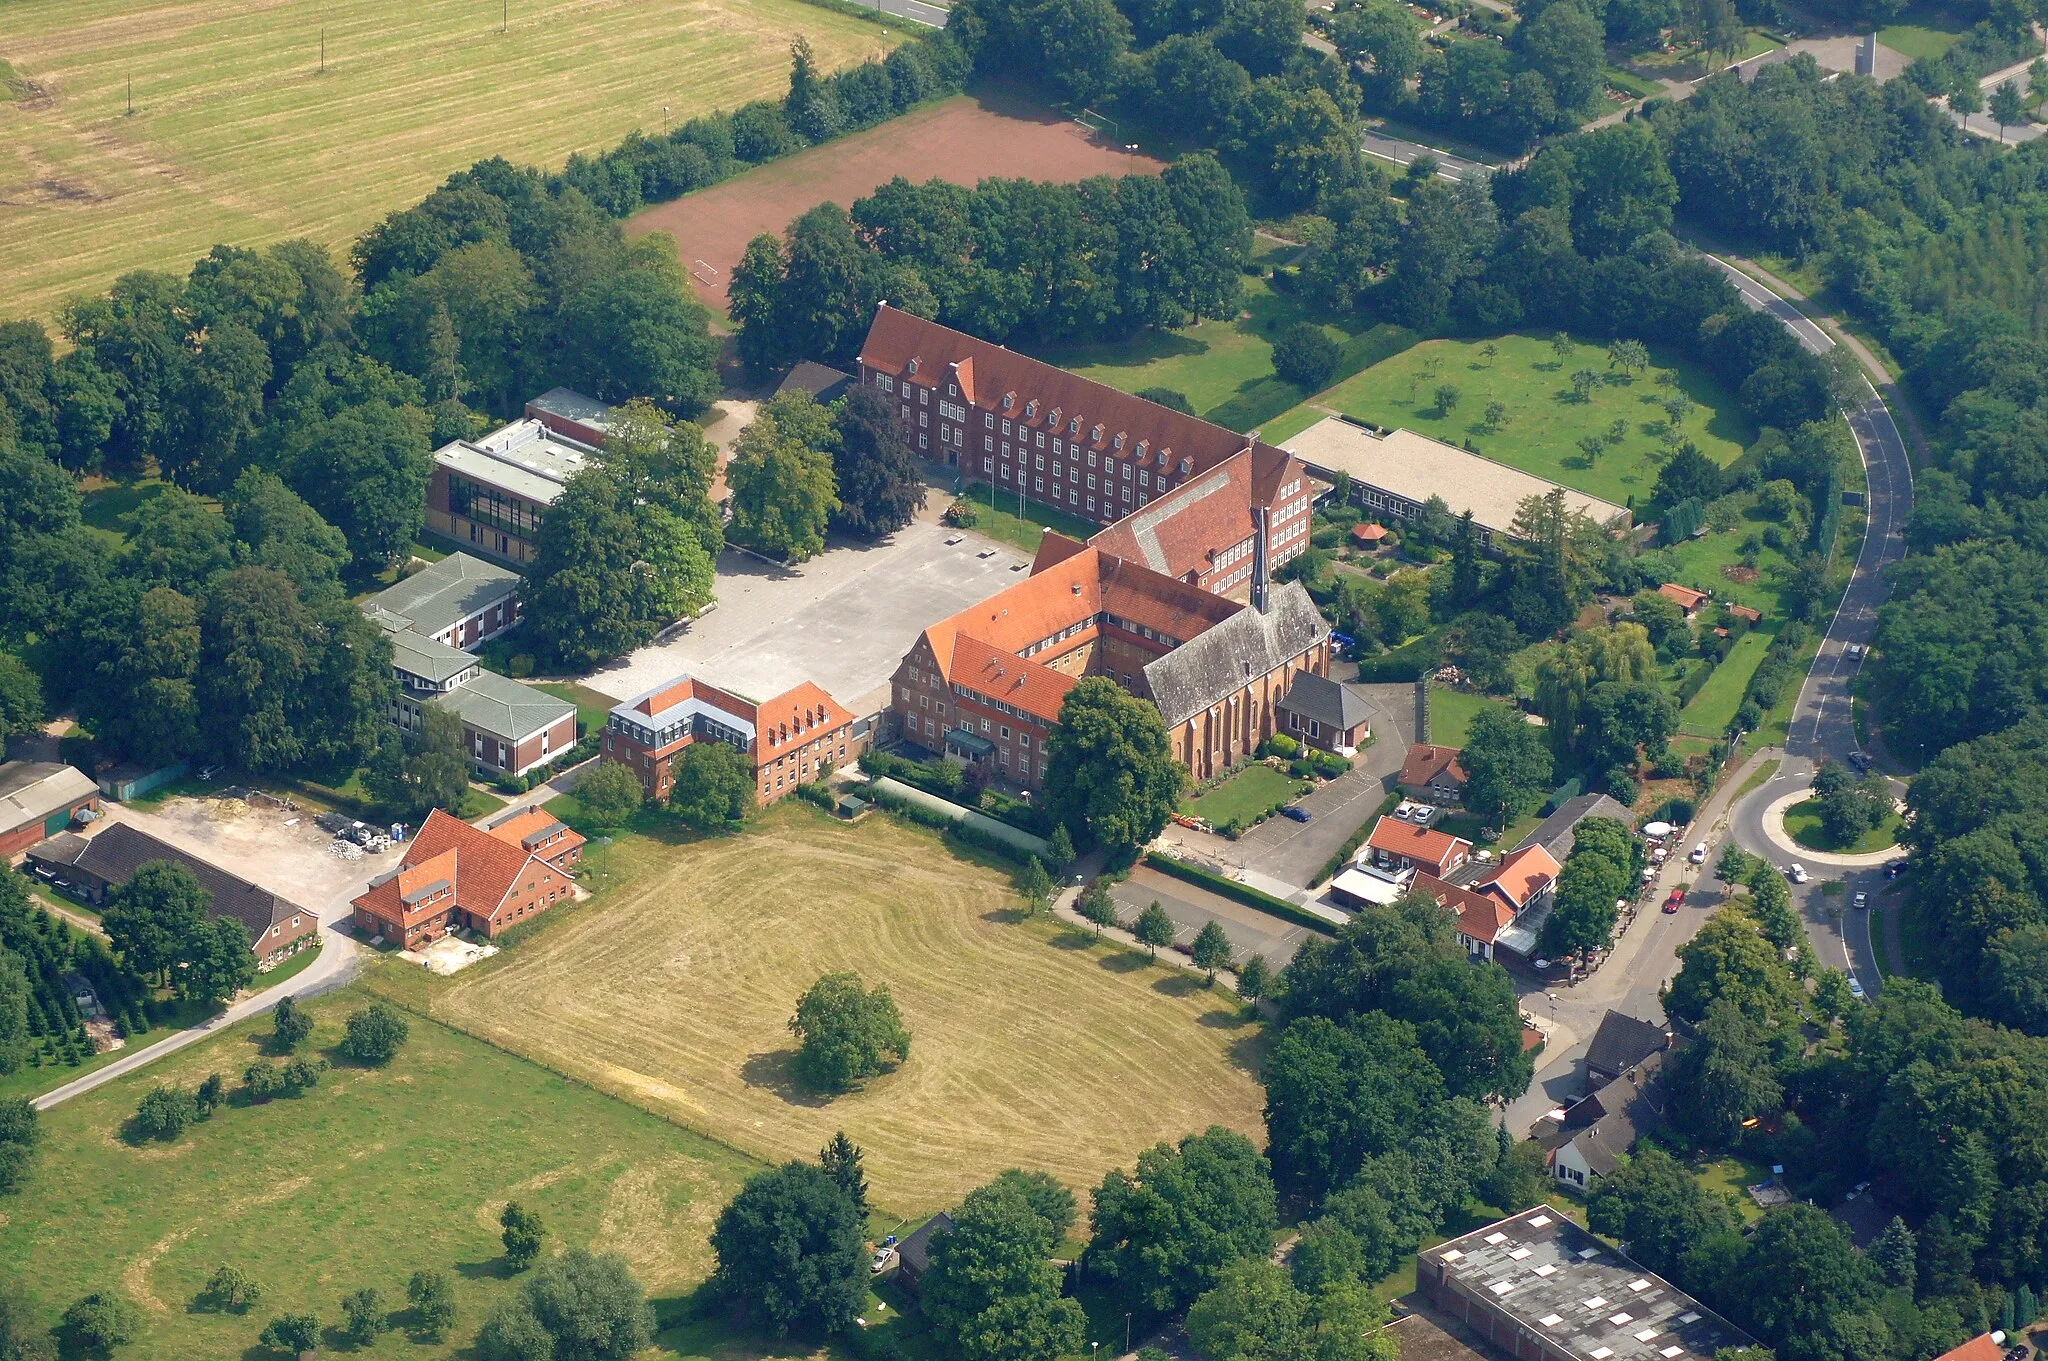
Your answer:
[669,741,757,832]
[1086,1126,1277,1312]
[922,1175,1087,1361]
[476,1250,654,1361]
[789,972,911,1091]
[710,1162,867,1336]
[1043,677,1184,853]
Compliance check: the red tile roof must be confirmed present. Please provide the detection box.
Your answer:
[1351,522,1389,543]
[1089,450,1257,582]
[756,682,856,756]
[1365,818,1473,875]
[1726,603,1762,623]
[1933,1337,2007,1361]
[1415,871,1518,944]
[352,808,568,933]
[1473,843,1562,912]
[1399,743,1468,789]
[487,807,587,861]
[949,633,1079,724]
[1659,583,1709,611]
[861,305,1252,480]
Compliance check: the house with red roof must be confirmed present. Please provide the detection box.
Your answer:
[350,808,576,947]
[1399,743,1469,804]
[601,676,860,805]
[1658,582,1709,617]
[484,806,585,872]
[1364,818,1473,878]
[1472,843,1562,916]
[1413,872,1519,961]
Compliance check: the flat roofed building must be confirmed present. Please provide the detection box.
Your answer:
[428,418,596,565]
[1418,1206,1755,1361]
[856,306,1313,563]
[361,552,521,651]
[602,676,860,805]
[524,387,614,447]
[0,761,100,861]
[1281,417,1632,549]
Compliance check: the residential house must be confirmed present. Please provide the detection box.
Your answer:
[1583,1010,1670,1087]
[0,761,99,861]
[524,388,615,448]
[1413,872,1518,960]
[891,541,1329,789]
[1364,818,1472,878]
[1658,583,1709,618]
[361,552,521,651]
[1931,1336,2011,1361]
[25,823,317,967]
[1515,793,1634,862]
[603,677,860,805]
[1400,743,1469,804]
[895,1211,955,1297]
[855,305,1314,576]
[1725,603,1762,625]
[1473,843,1561,918]
[1545,1048,1668,1190]
[1275,672,1375,755]
[426,417,595,565]
[1283,417,1632,551]
[484,806,586,872]
[349,807,575,947]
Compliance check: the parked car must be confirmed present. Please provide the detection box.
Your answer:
[1412,804,1438,822]
[1886,859,1907,880]
[1688,842,1707,864]
[1788,863,1809,884]
[1281,806,1312,822]
[1853,892,1868,910]
[1849,752,1872,773]
[1664,887,1686,913]
[1848,976,1867,1001]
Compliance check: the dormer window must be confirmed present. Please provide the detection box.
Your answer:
[1113,433,1125,451]
[1093,424,1105,443]
[1136,440,1148,459]
[1025,400,1038,419]
[908,358,919,375]
[1069,417,1082,436]
[1049,407,1062,428]
[1178,456,1191,474]
[1003,393,1015,412]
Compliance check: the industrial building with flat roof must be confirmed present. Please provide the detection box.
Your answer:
[1280,417,1632,548]
[1419,1207,1755,1361]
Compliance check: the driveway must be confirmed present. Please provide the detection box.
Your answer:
[582,503,1029,716]
[1112,866,1317,970]
[1178,681,1419,889]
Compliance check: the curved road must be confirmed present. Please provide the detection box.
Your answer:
[1706,257,1914,996]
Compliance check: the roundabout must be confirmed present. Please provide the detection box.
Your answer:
[1755,789,1907,868]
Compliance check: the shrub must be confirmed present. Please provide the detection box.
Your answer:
[1260,733,1302,759]
[340,1287,386,1347]
[1272,322,1341,390]
[337,1000,409,1065]
[1136,387,1195,414]
[134,1084,199,1141]
[63,1292,142,1355]
[260,1312,319,1354]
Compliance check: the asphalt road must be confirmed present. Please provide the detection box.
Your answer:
[1707,257,1915,995]
[1360,129,1492,182]
[862,0,949,25]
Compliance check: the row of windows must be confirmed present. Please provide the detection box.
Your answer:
[909,715,1035,777]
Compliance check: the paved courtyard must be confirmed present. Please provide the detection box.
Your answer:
[1111,865,1317,970]
[581,508,1030,715]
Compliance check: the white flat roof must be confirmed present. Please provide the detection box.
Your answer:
[1331,866,1409,906]
[433,418,594,505]
[1280,417,1631,536]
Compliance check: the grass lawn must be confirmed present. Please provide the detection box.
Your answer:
[1427,682,1514,748]
[361,802,1269,1215]
[1679,626,1778,738]
[1185,764,1309,827]
[1695,1153,1775,1223]
[77,477,179,548]
[0,0,895,321]
[255,939,324,990]
[1877,19,1969,61]
[1261,332,1753,508]
[955,481,1102,555]
[1736,757,1783,800]
[1783,799,1905,855]
[1660,526,1792,617]
[534,680,617,737]
[1031,275,1413,429]
[0,988,779,1360]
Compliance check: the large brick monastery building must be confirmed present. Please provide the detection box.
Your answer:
[857,305,1316,600]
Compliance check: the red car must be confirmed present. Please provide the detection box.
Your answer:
[1663,888,1687,914]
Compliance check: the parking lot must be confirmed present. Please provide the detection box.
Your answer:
[583,506,1029,715]
[1111,865,1318,970]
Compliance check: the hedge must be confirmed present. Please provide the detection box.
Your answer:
[1145,852,1336,936]
[1354,634,1441,682]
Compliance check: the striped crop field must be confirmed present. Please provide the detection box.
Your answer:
[0,0,896,321]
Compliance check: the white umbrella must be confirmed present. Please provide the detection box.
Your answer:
[1641,821,1674,838]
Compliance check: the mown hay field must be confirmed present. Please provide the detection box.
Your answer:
[0,0,895,320]
[0,990,768,1360]
[381,803,1270,1215]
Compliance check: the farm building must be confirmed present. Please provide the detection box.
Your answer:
[1281,417,1632,549]
[25,823,317,967]
[484,807,585,873]
[1418,1206,1754,1361]
[350,808,576,947]
[0,761,99,861]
